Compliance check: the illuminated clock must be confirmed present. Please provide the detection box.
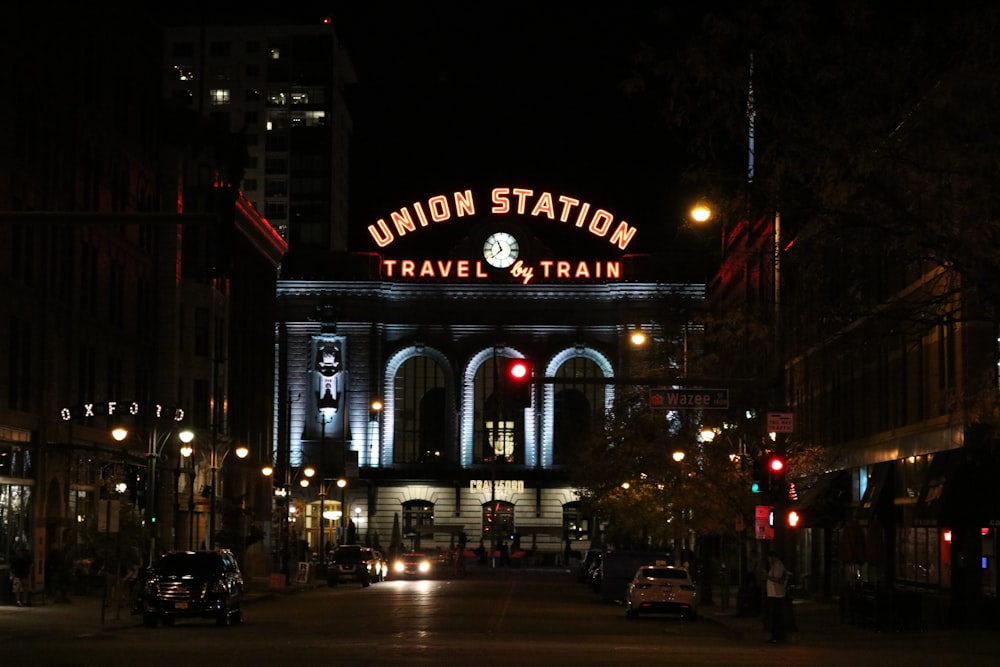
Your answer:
[483,232,519,268]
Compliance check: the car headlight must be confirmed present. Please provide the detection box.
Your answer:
[394,561,404,573]
[418,561,430,573]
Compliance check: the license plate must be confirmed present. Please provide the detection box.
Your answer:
[173,601,188,609]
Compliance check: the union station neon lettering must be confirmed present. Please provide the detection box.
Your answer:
[380,259,621,284]
[367,187,638,251]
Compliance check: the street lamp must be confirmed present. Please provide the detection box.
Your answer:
[337,478,347,545]
[263,463,315,581]
[187,439,249,550]
[111,423,194,563]
[317,390,337,566]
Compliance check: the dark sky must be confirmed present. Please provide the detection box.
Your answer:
[158,2,700,255]
[328,2,692,254]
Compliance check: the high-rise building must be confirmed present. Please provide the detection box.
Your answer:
[162,16,357,256]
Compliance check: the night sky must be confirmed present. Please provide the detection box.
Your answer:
[328,2,693,256]
[156,2,703,256]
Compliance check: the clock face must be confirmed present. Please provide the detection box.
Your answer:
[483,232,519,268]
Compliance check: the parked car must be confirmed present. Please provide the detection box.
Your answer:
[393,552,432,578]
[137,549,244,627]
[624,565,697,620]
[327,545,377,587]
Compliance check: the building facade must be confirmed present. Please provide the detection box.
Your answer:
[269,186,705,568]
[0,8,286,598]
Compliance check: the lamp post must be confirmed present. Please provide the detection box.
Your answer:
[200,440,249,550]
[111,423,194,564]
[337,478,347,545]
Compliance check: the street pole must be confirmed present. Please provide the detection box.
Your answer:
[319,410,328,569]
[208,448,218,550]
[146,427,158,564]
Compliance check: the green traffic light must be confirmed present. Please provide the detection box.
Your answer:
[150,515,157,523]
[751,481,761,493]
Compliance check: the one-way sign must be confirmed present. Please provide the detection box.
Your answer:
[649,388,729,410]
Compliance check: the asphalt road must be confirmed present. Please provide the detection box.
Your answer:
[3,567,999,667]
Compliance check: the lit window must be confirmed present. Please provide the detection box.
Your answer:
[209,89,231,106]
[269,47,281,60]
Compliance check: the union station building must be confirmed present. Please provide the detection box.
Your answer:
[273,186,704,564]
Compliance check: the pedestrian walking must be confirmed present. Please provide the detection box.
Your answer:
[10,544,31,606]
[764,550,788,643]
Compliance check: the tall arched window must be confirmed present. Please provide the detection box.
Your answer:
[393,356,450,465]
[552,357,604,465]
[473,356,524,464]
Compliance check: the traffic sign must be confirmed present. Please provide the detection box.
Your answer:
[649,388,729,410]
[767,412,794,433]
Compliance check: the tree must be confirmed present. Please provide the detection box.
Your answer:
[630,2,1000,324]
[627,2,1000,436]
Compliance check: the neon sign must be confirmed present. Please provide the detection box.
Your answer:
[380,258,621,284]
[60,401,185,422]
[367,187,637,251]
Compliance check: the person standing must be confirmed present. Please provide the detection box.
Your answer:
[764,550,788,643]
[10,545,31,607]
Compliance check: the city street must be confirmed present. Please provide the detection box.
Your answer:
[3,567,999,667]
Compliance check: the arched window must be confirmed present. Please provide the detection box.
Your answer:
[482,499,515,543]
[473,356,525,464]
[552,357,604,465]
[402,500,434,551]
[393,356,450,465]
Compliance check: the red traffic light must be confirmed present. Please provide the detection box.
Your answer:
[768,457,785,474]
[508,360,530,380]
[787,510,801,527]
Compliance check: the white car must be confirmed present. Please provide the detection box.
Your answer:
[625,565,697,620]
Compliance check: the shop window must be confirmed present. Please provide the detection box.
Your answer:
[482,500,515,542]
[402,500,434,551]
[563,501,589,546]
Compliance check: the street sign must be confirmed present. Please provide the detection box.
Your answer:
[755,504,774,540]
[767,412,794,433]
[649,388,729,410]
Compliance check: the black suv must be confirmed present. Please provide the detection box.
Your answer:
[327,545,377,587]
[137,549,244,627]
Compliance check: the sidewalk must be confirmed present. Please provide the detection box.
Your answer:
[0,575,318,639]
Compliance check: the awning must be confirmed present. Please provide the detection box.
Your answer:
[855,462,892,522]
[915,447,1000,527]
[913,448,963,524]
[794,469,851,527]
[516,525,565,537]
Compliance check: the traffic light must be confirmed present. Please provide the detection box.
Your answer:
[504,358,532,407]
[768,456,785,475]
[768,455,786,493]
[786,509,801,528]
